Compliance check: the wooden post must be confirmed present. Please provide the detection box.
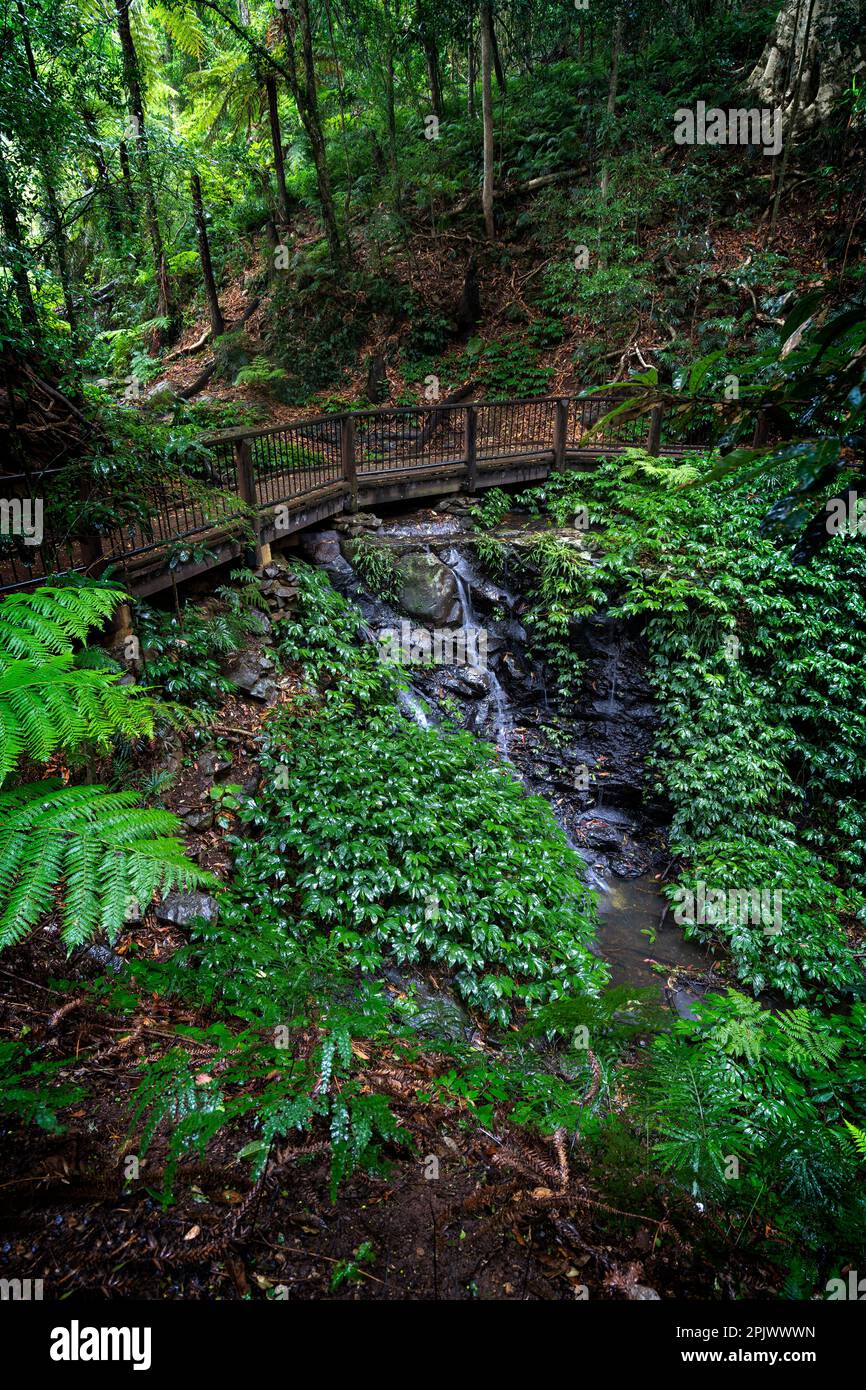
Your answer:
[553,397,568,472]
[341,415,358,511]
[646,403,663,457]
[234,437,262,567]
[465,404,478,492]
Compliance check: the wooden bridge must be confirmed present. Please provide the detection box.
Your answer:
[0,392,704,597]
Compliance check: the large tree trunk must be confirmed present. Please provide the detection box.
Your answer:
[280,0,343,267]
[467,14,476,119]
[747,0,864,129]
[480,2,495,239]
[114,0,178,347]
[190,173,225,339]
[264,73,291,233]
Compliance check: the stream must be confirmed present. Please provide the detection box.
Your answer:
[300,500,713,1018]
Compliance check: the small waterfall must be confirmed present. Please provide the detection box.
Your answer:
[398,688,433,730]
[443,555,513,756]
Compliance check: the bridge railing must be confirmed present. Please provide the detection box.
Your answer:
[0,392,708,592]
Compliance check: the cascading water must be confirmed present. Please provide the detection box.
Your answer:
[312,506,714,1002]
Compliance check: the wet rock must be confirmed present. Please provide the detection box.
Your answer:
[300,529,354,576]
[142,380,178,410]
[440,668,489,699]
[74,943,125,975]
[156,892,219,927]
[396,552,459,624]
[221,653,278,703]
[387,971,473,1042]
[576,808,637,851]
[181,807,214,832]
[198,751,233,781]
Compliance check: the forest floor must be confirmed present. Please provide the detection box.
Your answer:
[156,198,829,428]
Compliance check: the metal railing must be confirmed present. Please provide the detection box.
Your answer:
[0,392,707,593]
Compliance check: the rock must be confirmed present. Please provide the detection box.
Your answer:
[155,892,219,927]
[182,808,214,832]
[198,751,232,781]
[440,668,488,699]
[388,972,474,1043]
[396,552,460,624]
[248,677,278,703]
[142,380,178,410]
[221,653,277,702]
[628,1284,661,1301]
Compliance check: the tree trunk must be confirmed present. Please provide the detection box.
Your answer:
[0,148,38,338]
[600,11,623,203]
[417,0,443,118]
[480,2,495,239]
[114,0,178,347]
[467,15,476,119]
[190,172,225,339]
[747,0,863,129]
[264,73,291,233]
[118,139,136,222]
[83,111,125,250]
[280,0,343,267]
[489,6,506,94]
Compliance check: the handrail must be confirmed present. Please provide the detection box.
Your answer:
[1,392,707,594]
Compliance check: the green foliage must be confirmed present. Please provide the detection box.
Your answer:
[643,992,866,1268]
[469,487,511,530]
[672,838,860,1004]
[346,537,400,601]
[520,536,604,697]
[137,573,266,713]
[0,584,210,949]
[0,1040,83,1132]
[330,1242,376,1291]
[237,563,606,1024]
[464,337,552,401]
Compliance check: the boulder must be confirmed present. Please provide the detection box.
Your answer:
[156,892,219,927]
[397,552,459,624]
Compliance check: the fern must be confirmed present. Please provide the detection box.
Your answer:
[845,1121,866,1162]
[0,584,211,949]
[0,781,212,947]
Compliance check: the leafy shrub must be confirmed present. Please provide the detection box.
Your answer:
[346,536,400,601]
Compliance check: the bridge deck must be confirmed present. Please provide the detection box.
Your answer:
[0,394,704,596]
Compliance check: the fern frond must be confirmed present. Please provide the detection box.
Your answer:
[0,782,217,948]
